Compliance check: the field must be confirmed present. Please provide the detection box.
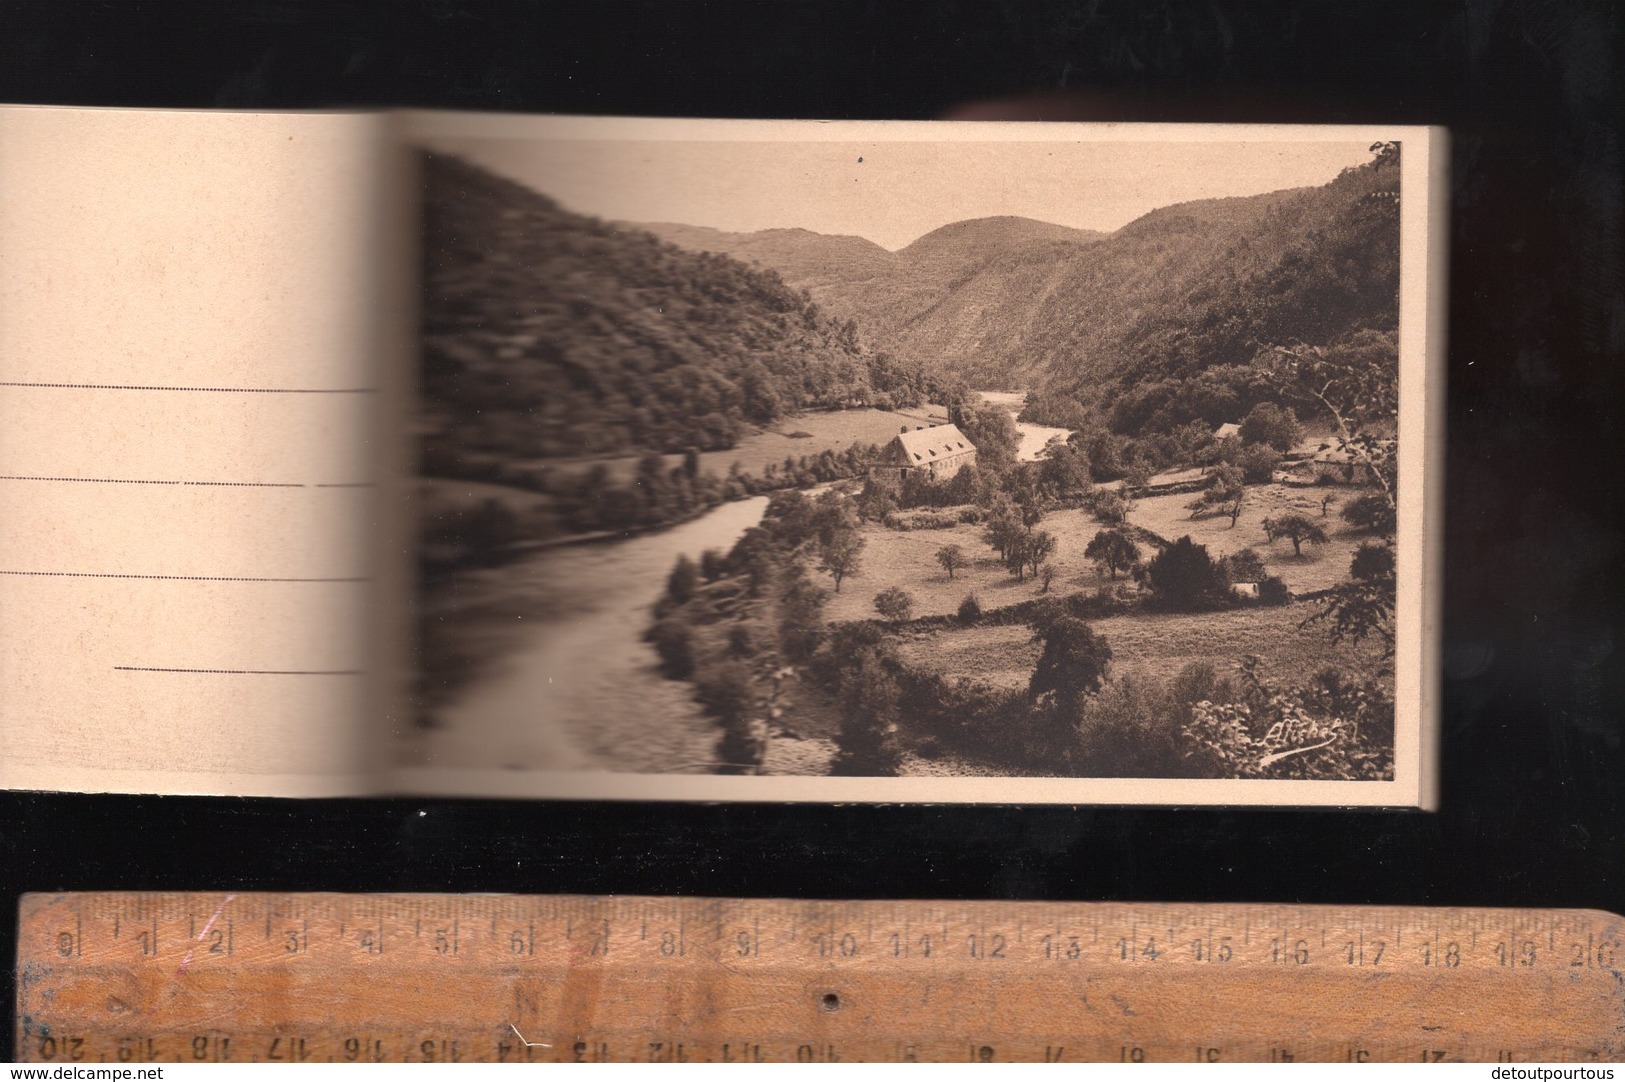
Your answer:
[418,476,553,516]
[821,511,1098,623]
[536,404,950,486]
[894,601,1389,693]
[1126,482,1378,594]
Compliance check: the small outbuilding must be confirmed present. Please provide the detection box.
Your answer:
[1214,421,1242,441]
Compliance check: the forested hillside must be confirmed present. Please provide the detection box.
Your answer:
[1026,145,1401,434]
[636,215,1108,387]
[419,154,935,461]
[639,146,1400,408]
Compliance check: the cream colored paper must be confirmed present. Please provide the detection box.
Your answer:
[0,107,391,795]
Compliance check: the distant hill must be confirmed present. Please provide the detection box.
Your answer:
[633,214,1106,386]
[638,151,1399,412]
[419,154,936,464]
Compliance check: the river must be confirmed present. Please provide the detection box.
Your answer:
[409,495,770,773]
[411,392,1069,774]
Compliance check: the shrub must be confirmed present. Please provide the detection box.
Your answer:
[958,593,983,623]
[726,622,760,659]
[1239,402,1302,452]
[1182,657,1393,781]
[874,586,915,622]
[694,660,765,776]
[1257,575,1291,605]
[1074,674,1193,778]
[648,616,696,679]
[665,554,700,605]
[829,651,904,776]
[1226,548,1267,584]
[1235,442,1282,483]
[1342,492,1397,534]
[1146,536,1228,610]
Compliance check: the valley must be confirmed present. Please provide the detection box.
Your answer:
[410,139,1404,783]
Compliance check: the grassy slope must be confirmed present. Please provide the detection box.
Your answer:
[820,511,1095,623]
[1126,482,1377,595]
[896,601,1388,694]
[517,403,950,488]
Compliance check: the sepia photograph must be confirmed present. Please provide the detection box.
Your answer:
[398,116,1439,804]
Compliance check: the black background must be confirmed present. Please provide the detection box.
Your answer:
[2,0,1622,1059]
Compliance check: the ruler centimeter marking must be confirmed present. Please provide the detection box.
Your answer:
[14,893,1625,1063]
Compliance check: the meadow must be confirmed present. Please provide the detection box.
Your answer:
[820,511,1087,623]
[895,600,1389,694]
[1126,482,1377,595]
[538,403,950,486]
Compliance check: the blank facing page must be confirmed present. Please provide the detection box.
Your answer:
[0,108,391,795]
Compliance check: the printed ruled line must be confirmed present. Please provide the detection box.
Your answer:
[0,476,373,488]
[0,571,369,582]
[115,667,364,675]
[0,381,375,393]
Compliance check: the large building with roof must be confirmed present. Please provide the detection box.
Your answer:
[868,423,977,484]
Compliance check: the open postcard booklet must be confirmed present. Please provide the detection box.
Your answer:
[0,109,1446,806]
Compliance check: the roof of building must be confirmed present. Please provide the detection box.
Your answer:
[1214,422,1242,440]
[875,423,976,466]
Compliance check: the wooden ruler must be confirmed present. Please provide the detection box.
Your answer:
[14,893,1624,1063]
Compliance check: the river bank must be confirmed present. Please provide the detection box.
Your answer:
[405,392,1072,775]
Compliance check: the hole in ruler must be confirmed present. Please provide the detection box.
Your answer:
[821,993,841,1012]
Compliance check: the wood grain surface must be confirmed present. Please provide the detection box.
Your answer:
[15,893,1625,1062]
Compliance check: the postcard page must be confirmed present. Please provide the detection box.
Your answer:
[391,113,1444,807]
[0,107,396,795]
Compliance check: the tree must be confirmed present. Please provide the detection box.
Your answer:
[950,398,1021,473]
[1235,442,1282,484]
[1147,536,1227,610]
[935,543,967,581]
[873,586,915,623]
[1239,402,1302,452]
[1304,541,1396,661]
[1263,334,1399,658]
[1004,532,1032,580]
[1269,513,1330,556]
[1029,617,1113,717]
[855,477,898,524]
[1341,492,1396,533]
[1122,462,1153,493]
[1262,331,1398,514]
[1041,565,1058,593]
[1226,548,1267,584]
[830,651,904,776]
[1091,490,1129,525]
[981,493,1024,560]
[1085,527,1141,580]
[665,554,699,605]
[1319,492,1338,517]
[1187,463,1246,527]
[1024,530,1057,581]
[1039,445,1092,499]
[957,593,983,622]
[648,616,696,679]
[694,660,764,775]
[817,529,865,592]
